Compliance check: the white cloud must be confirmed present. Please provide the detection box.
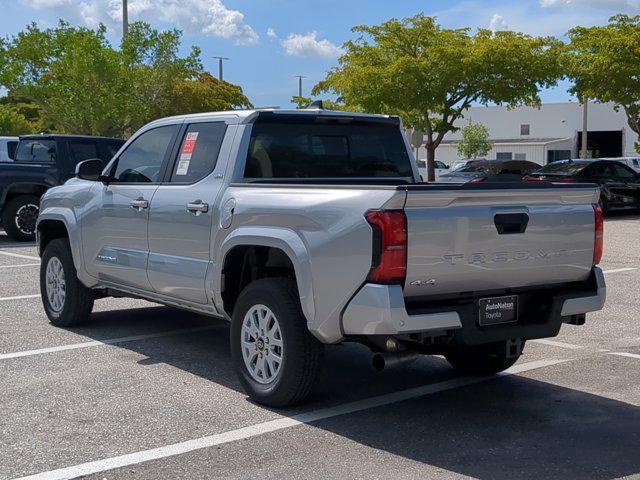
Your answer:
[267,27,277,39]
[25,0,259,45]
[20,0,72,7]
[281,31,343,58]
[489,13,508,32]
[541,0,640,9]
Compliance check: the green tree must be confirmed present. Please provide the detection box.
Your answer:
[313,14,563,180]
[0,103,40,135]
[566,15,640,152]
[0,21,251,137]
[456,123,492,159]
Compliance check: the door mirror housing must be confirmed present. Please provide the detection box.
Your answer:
[75,158,104,182]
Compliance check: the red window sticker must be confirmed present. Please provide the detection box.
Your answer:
[181,131,199,154]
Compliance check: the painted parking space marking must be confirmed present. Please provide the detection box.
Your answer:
[607,352,640,360]
[0,294,41,302]
[602,267,637,274]
[12,358,566,480]
[531,339,583,350]
[0,251,40,261]
[0,325,221,361]
[0,263,40,269]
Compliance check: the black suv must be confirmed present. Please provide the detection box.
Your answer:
[0,134,125,241]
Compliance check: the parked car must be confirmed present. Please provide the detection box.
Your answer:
[438,159,541,183]
[38,109,605,407]
[524,159,640,212]
[600,157,640,173]
[417,159,449,181]
[0,136,19,162]
[0,134,125,241]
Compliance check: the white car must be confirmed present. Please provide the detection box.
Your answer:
[417,160,449,181]
[0,136,19,162]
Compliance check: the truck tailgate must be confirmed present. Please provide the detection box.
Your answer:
[400,184,600,298]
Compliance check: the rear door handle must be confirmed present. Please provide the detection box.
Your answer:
[186,200,209,215]
[494,213,529,235]
[130,197,149,211]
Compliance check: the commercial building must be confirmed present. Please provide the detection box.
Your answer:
[420,101,638,166]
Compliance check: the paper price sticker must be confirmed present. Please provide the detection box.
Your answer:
[181,131,199,155]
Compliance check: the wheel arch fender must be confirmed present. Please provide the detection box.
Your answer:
[213,227,315,324]
[37,208,84,275]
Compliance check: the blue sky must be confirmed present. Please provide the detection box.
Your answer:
[1,0,637,108]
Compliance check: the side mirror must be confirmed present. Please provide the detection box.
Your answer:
[76,158,104,181]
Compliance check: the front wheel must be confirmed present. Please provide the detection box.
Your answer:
[2,194,40,242]
[230,278,323,407]
[40,238,94,327]
[445,341,525,375]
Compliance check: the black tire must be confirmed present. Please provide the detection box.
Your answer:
[230,278,323,407]
[2,194,40,242]
[445,341,525,375]
[40,238,94,327]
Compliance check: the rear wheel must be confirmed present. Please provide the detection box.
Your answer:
[2,195,40,242]
[445,341,525,375]
[230,278,323,407]
[40,238,94,327]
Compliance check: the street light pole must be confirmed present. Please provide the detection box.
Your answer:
[212,56,229,81]
[294,75,306,98]
[122,0,128,39]
[581,96,589,158]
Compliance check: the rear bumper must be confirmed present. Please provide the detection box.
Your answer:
[341,267,605,343]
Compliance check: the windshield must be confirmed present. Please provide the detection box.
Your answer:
[536,161,590,174]
[15,139,56,163]
[245,121,413,180]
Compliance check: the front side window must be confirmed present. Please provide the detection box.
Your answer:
[170,122,227,183]
[244,121,412,179]
[68,141,98,163]
[15,139,56,163]
[112,125,178,183]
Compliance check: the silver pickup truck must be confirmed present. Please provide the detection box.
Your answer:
[37,108,606,406]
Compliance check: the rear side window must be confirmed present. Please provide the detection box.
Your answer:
[68,140,98,163]
[171,122,227,183]
[15,139,56,163]
[6,141,17,160]
[112,125,178,183]
[244,122,412,179]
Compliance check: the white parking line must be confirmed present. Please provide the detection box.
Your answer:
[0,251,40,261]
[0,263,40,269]
[0,294,41,302]
[607,352,640,360]
[0,325,220,361]
[602,267,638,274]
[531,339,583,350]
[13,358,566,480]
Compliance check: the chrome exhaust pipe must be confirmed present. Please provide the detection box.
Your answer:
[372,352,420,372]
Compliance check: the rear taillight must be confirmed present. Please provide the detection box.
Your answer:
[593,203,604,265]
[365,210,407,284]
[468,176,486,184]
[523,176,546,182]
[553,177,577,183]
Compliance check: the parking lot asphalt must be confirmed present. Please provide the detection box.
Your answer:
[1,213,639,480]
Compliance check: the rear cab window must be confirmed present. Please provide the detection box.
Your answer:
[243,115,413,182]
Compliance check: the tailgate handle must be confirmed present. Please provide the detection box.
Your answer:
[494,213,529,235]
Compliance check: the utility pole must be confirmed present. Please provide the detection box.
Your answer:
[294,75,306,98]
[122,0,128,39]
[212,56,229,81]
[581,96,589,159]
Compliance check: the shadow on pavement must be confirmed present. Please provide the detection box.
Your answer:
[63,305,640,480]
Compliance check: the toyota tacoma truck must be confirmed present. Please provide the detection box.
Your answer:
[37,108,606,407]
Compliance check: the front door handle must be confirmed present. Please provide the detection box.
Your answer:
[186,200,209,216]
[130,197,149,211]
